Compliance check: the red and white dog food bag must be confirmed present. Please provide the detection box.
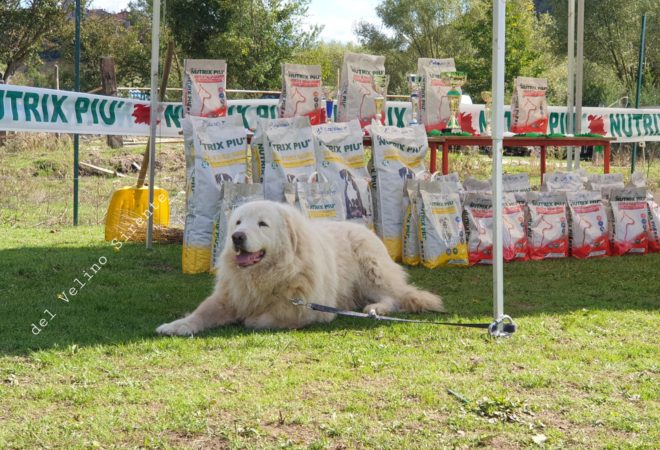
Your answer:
[566,191,610,259]
[526,192,569,260]
[510,76,549,134]
[417,58,456,133]
[610,187,649,256]
[337,52,386,128]
[464,193,528,265]
[183,59,228,118]
[278,63,325,125]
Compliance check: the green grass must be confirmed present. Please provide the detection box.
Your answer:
[1,226,658,448]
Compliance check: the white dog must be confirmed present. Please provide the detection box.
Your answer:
[157,201,443,335]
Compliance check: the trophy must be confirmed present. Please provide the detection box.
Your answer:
[322,85,335,123]
[481,91,492,135]
[372,74,390,124]
[441,71,467,133]
[406,73,422,125]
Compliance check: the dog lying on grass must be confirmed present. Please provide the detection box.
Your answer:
[157,201,443,335]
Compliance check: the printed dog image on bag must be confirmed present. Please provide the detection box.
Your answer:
[313,119,374,228]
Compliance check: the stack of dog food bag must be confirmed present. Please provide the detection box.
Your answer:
[179,53,658,274]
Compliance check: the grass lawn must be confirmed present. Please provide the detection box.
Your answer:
[1,226,658,449]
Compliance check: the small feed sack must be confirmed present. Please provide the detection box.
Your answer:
[337,52,386,128]
[417,58,456,133]
[526,192,569,260]
[609,187,649,256]
[566,191,610,259]
[278,63,325,125]
[510,77,549,134]
[183,59,228,118]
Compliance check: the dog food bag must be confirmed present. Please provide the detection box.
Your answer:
[369,121,429,261]
[609,187,648,256]
[182,115,248,273]
[510,77,549,134]
[464,176,491,193]
[211,182,264,272]
[313,119,373,228]
[587,173,625,198]
[402,179,421,266]
[417,58,456,132]
[263,116,315,202]
[526,192,569,260]
[417,182,468,268]
[542,171,584,192]
[647,196,660,252]
[401,172,434,266]
[294,174,346,221]
[566,191,610,259]
[278,63,324,125]
[250,120,267,183]
[337,52,386,128]
[464,192,528,265]
[503,173,531,204]
[183,59,227,118]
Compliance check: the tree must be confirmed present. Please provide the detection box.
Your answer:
[355,0,467,94]
[291,41,364,87]
[0,0,68,83]
[165,0,320,90]
[548,0,659,106]
[356,0,560,102]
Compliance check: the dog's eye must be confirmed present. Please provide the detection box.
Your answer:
[236,220,241,225]
[258,221,268,227]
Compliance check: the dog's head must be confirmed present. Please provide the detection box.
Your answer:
[223,200,303,270]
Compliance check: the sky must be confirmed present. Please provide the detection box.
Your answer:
[89,0,383,44]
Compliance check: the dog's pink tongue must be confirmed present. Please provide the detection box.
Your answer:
[236,251,262,266]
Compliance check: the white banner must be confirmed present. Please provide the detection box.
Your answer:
[1,85,658,142]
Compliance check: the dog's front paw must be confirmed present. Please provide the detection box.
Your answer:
[156,318,195,336]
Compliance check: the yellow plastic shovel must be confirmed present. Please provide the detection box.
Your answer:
[104,42,174,242]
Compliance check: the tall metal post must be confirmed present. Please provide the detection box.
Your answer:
[566,0,575,169]
[491,0,506,323]
[73,0,81,225]
[632,14,647,174]
[147,0,161,249]
[574,0,584,169]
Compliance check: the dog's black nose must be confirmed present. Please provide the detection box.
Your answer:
[232,231,247,247]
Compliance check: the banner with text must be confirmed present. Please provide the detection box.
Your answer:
[1,85,658,143]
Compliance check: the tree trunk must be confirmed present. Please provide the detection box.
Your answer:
[100,57,123,149]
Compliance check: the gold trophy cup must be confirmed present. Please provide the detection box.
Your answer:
[406,73,422,125]
[441,71,467,133]
[372,74,390,124]
[481,90,492,135]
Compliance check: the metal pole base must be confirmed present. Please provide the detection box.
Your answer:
[488,315,517,338]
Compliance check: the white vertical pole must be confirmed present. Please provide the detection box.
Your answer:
[574,0,585,169]
[566,0,575,170]
[147,0,161,249]
[491,0,506,321]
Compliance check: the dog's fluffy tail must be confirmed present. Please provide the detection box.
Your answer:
[396,284,445,313]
